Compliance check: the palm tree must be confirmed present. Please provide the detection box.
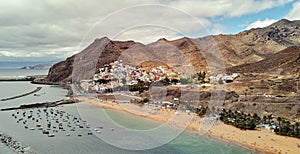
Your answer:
[295,122,300,137]
[263,115,267,124]
[295,122,299,130]
[277,117,282,127]
[253,113,259,122]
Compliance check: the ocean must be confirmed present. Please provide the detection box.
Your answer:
[0,69,256,154]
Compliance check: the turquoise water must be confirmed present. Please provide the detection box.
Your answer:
[0,70,257,154]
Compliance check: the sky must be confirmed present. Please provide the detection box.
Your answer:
[0,0,299,62]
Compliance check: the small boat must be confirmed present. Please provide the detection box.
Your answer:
[88,132,93,135]
[30,128,35,130]
[96,130,101,133]
[77,134,82,137]
[36,124,41,127]
[25,126,28,129]
[48,134,55,137]
[66,134,70,136]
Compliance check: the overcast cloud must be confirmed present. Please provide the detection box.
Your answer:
[0,0,297,62]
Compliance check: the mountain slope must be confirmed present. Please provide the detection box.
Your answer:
[213,19,300,66]
[46,19,300,83]
[227,46,300,76]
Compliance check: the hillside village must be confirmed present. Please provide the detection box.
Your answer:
[79,60,240,94]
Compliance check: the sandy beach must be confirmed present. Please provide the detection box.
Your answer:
[79,96,300,154]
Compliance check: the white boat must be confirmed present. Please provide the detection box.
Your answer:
[48,134,55,137]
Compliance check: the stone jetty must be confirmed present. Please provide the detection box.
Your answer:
[0,98,77,111]
[0,87,42,101]
[0,133,36,154]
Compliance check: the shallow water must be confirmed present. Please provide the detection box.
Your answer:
[0,70,256,154]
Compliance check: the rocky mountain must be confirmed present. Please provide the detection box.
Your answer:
[47,37,136,82]
[227,46,300,76]
[46,19,300,83]
[213,19,300,66]
[21,63,53,70]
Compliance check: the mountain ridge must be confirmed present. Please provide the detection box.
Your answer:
[46,19,300,83]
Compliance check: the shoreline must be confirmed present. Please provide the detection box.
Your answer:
[79,97,300,154]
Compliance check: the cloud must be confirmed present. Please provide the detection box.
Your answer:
[167,0,293,18]
[246,18,277,30]
[0,0,293,61]
[286,1,300,20]
[210,24,227,35]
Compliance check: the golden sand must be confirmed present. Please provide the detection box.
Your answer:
[79,96,300,154]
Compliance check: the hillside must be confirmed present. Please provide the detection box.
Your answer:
[46,19,300,83]
[213,19,300,66]
[227,46,300,76]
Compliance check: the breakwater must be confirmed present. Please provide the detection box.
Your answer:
[0,76,34,82]
[1,98,77,111]
[0,133,36,154]
[0,87,42,101]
